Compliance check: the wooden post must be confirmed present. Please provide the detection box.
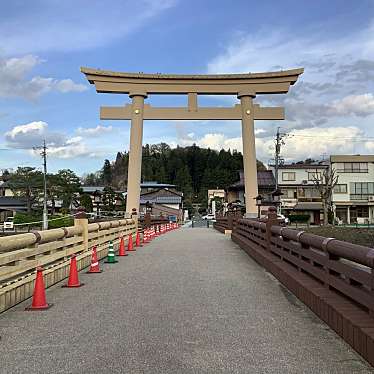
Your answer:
[265,206,278,251]
[74,208,89,252]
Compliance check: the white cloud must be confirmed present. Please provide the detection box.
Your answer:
[5,121,46,140]
[45,140,93,159]
[54,79,87,93]
[5,121,96,159]
[0,55,88,100]
[77,125,114,136]
[330,93,374,117]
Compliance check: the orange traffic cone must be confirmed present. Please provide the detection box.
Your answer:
[62,255,84,288]
[87,246,102,273]
[135,231,142,247]
[128,234,135,251]
[143,229,149,244]
[25,267,52,310]
[118,236,128,256]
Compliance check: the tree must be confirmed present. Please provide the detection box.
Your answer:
[82,172,101,186]
[80,193,93,212]
[312,168,339,226]
[8,167,43,213]
[47,173,64,215]
[56,169,82,209]
[102,159,112,186]
[102,186,116,211]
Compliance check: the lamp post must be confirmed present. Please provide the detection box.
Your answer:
[254,195,263,219]
[272,188,284,215]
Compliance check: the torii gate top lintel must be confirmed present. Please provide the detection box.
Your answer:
[81,67,304,95]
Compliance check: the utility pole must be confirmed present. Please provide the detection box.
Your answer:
[274,127,288,214]
[34,140,48,230]
[274,127,287,191]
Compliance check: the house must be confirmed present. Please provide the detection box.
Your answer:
[269,162,328,225]
[0,197,27,222]
[0,181,14,197]
[139,188,183,221]
[226,170,276,214]
[331,155,374,224]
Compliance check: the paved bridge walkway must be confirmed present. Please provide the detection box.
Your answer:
[1,228,373,373]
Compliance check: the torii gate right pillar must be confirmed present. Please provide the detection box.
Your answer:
[239,92,258,217]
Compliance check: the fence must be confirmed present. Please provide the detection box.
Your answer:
[218,207,374,366]
[0,215,137,313]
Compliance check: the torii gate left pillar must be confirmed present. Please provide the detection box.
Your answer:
[127,92,147,214]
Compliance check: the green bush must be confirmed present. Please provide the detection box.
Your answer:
[288,214,310,223]
[48,216,74,228]
[14,212,73,229]
[13,212,42,224]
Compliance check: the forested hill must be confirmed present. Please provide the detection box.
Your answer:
[83,143,266,205]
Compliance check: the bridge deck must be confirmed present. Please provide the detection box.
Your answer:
[0,228,372,373]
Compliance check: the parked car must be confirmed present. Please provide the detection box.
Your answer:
[3,216,14,230]
[277,214,289,225]
[202,214,215,220]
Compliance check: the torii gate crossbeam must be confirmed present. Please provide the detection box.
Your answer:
[81,67,303,217]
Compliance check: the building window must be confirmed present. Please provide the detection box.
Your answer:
[281,189,296,199]
[333,184,347,193]
[350,182,374,200]
[337,162,368,173]
[282,172,295,181]
[308,171,322,181]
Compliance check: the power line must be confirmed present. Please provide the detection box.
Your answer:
[289,134,374,142]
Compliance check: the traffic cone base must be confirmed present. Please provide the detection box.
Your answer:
[104,259,118,263]
[62,283,84,288]
[25,303,53,311]
[87,269,102,273]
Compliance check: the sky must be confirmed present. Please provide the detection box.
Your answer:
[1,0,374,176]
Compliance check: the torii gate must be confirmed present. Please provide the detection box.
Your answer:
[81,67,303,217]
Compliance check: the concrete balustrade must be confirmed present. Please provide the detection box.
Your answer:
[0,217,137,313]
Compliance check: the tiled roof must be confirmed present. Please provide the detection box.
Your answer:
[0,197,27,209]
[228,170,275,189]
[140,196,182,204]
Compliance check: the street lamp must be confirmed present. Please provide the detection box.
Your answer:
[272,188,284,215]
[254,195,263,219]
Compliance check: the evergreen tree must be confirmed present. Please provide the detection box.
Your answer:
[102,159,112,186]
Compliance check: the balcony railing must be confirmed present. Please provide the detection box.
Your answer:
[350,194,369,201]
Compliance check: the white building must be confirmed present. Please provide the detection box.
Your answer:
[331,155,374,224]
[270,163,328,225]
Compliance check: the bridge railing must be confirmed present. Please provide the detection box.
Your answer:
[213,212,243,233]
[0,215,137,313]
[229,207,374,366]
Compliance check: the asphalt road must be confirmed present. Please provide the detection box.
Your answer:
[0,228,373,373]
